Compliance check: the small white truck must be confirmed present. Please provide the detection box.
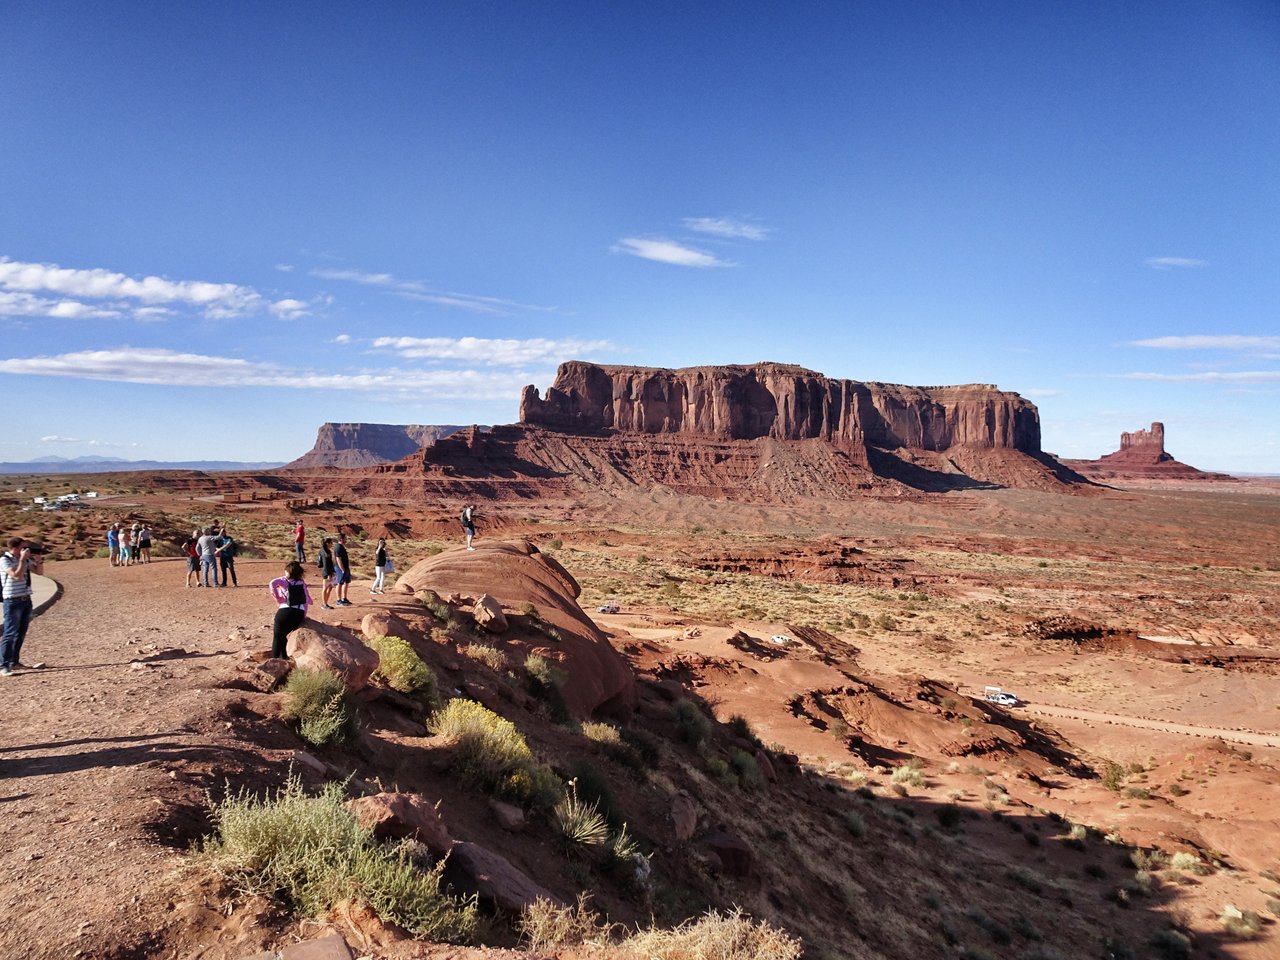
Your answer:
[983,686,1019,707]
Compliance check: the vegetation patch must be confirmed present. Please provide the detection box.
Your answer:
[427,698,561,806]
[200,775,476,942]
[281,668,355,747]
[366,635,438,704]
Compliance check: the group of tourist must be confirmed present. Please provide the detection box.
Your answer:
[106,522,153,566]
[182,525,239,588]
[269,505,477,658]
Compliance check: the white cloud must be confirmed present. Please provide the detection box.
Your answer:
[0,290,122,320]
[1144,257,1208,270]
[333,333,352,344]
[682,217,769,241]
[275,263,295,272]
[0,347,543,401]
[311,268,554,315]
[1119,371,1280,383]
[1130,335,1280,352]
[0,256,265,317]
[369,335,613,365]
[612,237,733,268]
[269,298,309,320]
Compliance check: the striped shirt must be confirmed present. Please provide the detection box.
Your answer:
[0,552,32,600]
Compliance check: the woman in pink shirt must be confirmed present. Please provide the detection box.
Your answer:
[268,561,313,658]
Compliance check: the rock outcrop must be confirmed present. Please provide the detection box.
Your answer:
[395,540,637,717]
[284,423,472,470]
[520,361,1040,451]
[1065,422,1234,482]
[345,362,1091,499]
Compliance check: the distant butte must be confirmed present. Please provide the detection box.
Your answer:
[1064,422,1234,482]
[284,423,475,470]
[329,361,1094,501]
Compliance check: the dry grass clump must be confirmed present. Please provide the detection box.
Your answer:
[520,900,801,959]
[200,774,476,942]
[891,758,925,788]
[582,721,623,747]
[366,635,438,703]
[427,699,561,805]
[1219,906,1263,939]
[281,668,355,747]
[462,642,510,672]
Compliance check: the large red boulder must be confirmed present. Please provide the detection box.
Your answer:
[345,792,453,856]
[290,623,379,692]
[396,540,635,716]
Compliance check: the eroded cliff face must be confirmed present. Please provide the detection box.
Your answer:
[285,423,470,470]
[520,362,1040,452]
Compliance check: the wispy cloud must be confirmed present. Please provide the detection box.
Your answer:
[612,237,732,268]
[0,347,543,401]
[1130,335,1280,352]
[367,335,613,365]
[1119,371,1280,383]
[1144,257,1208,270]
[682,217,770,241]
[1022,388,1059,398]
[0,256,302,320]
[269,298,309,320]
[311,268,554,315]
[0,290,122,320]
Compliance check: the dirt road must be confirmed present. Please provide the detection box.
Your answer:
[1024,703,1280,748]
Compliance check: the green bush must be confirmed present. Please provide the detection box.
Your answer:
[1101,761,1126,792]
[673,699,712,747]
[843,810,866,839]
[729,748,765,790]
[462,642,510,672]
[200,774,475,941]
[427,699,561,806]
[525,654,571,723]
[891,760,924,787]
[367,635,437,704]
[281,669,355,747]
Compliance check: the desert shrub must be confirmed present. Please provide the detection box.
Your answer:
[568,759,621,824]
[524,653,572,723]
[1149,929,1192,959]
[843,810,866,839]
[420,593,451,621]
[621,726,662,766]
[520,894,613,951]
[620,908,802,960]
[726,714,759,744]
[965,906,1011,945]
[200,775,475,941]
[1168,852,1198,871]
[891,760,924,787]
[873,613,898,631]
[935,803,963,831]
[554,780,609,848]
[546,538,563,550]
[1219,907,1262,939]
[281,668,355,747]
[366,635,437,703]
[1167,783,1189,796]
[1124,786,1151,800]
[518,601,537,616]
[462,642,510,673]
[581,721,623,748]
[427,699,560,806]
[673,699,712,747]
[729,748,765,790]
[1101,761,1126,792]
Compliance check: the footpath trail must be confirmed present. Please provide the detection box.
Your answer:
[1024,703,1280,749]
[0,557,311,960]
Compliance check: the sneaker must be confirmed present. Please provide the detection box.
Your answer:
[467,546,475,551]
[12,662,27,670]
[336,599,352,606]
[0,667,11,677]
[321,604,333,610]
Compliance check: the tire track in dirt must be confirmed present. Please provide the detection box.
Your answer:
[1024,704,1280,748]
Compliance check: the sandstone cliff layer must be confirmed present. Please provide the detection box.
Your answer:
[345,363,1088,501]
[1065,422,1233,482]
[285,423,470,470]
[520,361,1040,452]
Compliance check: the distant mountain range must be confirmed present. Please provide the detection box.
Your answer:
[0,456,285,474]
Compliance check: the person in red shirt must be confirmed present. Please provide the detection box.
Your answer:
[293,520,306,564]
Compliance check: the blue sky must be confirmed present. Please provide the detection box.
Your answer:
[2,2,1277,471]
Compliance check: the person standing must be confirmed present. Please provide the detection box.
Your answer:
[318,538,336,609]
[372,538,389,594]
[334,533,352,606]
[182,529,201,588]
[137,524,153,563]
[460,503,477,550]
[268,561,313,658]
[106,524,120,566]
[197,526,220,587]
[218,529,239,587]
[293,519,306,564]
[1,538,44,676]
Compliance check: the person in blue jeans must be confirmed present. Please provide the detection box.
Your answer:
[197,526,220,587]
[1,537,44,676]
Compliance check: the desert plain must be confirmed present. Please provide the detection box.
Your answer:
[0,467,1278,960]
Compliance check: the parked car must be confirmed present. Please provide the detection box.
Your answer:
[596,604,620,614]
[769,634,792,644]
[987,691,1019,707]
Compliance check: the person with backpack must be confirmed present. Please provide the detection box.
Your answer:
[268,560,313,658]
[217,530,239,587]
[460,503,477,551]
